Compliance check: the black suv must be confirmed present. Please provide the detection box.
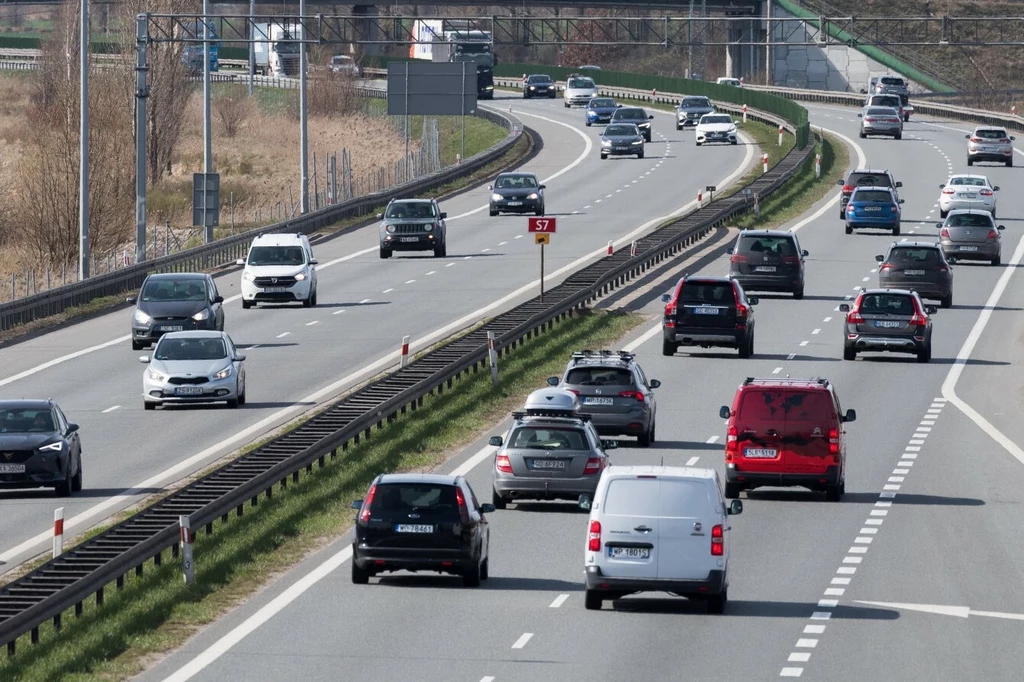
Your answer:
[876,241,954,308]
[837,169,901,218]
[351,474,493,586]
[727,230,808,298]
[840,288,936,363]
[662,276,758,358]
[0,400,83,496]
[377,198,448,259]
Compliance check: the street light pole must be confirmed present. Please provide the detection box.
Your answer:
[79,0,90,279]
[299,0,309,214]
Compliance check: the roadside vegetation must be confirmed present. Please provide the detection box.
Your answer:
[0,308,643,682]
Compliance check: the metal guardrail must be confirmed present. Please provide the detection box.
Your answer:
[0,97,812,656]
[0,86,523,332]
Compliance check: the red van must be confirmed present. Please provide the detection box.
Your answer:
[718,378,856,501]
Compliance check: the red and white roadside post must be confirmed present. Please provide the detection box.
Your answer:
[778,125,784,146]
[1013,105,1018,117]
[53,507,64,558]
[815,153,822,179]
[606,240,614,256]
[742,104,748,123]
[762,153,769,174]
[179,516,195,585]
[400,335,411,368]
[456,153,461,165]
[652,88,657,100]
[487,331,499,387]
[697,190,703,207]
[630,241,638,257]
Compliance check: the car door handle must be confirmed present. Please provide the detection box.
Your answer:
[634,526,653,533]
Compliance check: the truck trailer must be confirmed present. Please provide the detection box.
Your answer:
[253,22,303,78]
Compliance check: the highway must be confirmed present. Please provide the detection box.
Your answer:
[0,92,755,573]
[137,104,1024,681]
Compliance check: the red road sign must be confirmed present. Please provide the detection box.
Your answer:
[528,217,557,233]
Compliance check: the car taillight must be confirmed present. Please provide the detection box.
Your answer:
[828,428,840,455]
[782,256,800,264]
[970,136,983,143]
[619,390,645,402]
[565,388,580,395]
[940,228,950,238]
[735,303,748,318]
[359,484,376,523]
[847,295,864,323]
[725,424,737,459]
[584,457,604,475]
[864,117,876,123]
[455,485,471,524]
[588,520,602,552]
[1000,138,1011,144]
[664,285,680,322]
[730,254,748,263]
[711,524,724,556]
[909,312,927,326]
[980,189,993,196]
[842,184,854,193]
[495,455,513,473]
[933,264,949,272]
[988,229,999,239]
[879,262,895,272]
[941,188,955,195]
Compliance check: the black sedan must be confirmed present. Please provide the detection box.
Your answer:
[0,400,83,496]
[351,473,493,587]
[489,172,546,216]
[523,74,556,98]
[128,272,226,350]
[600,123,645,159]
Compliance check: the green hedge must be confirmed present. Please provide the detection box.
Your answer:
[495,62,810,149]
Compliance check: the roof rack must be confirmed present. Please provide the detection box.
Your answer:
[512,410,592,421]
[570,349,635,364]
[742,377,829,387]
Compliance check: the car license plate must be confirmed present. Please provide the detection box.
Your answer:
[400,237,419,243]
[744,448,778,458]
[959,245,979,251]
[395,524,433,533]
[262,287,288,293]
[903,269,925,276]
[961,193,977,198]
[981,146,995,152]
[874,320,902,328]
[0,464,26,474]
[507,201,523,206]
[754,266,777,272]
[530,459,567,470]
[693,306,720,315]
[864,206,882,212]
[584,397,614,405]
[174,386,204,396]
[609,546,650,559]
[159,325,183,332]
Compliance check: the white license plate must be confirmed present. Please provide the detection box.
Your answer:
[960,193,977,198]
[395,524,433,533]
[174,386,204,396]
[959,245,979,251]
[506,201,523,206]
[874,320,902,328]
[864,206,882,212]
[262,287,288,293]
[584,397,614,405]
[693,306,720,315]
[903,269,925,276]
[981,146,995,152]
[754,266,777,272]
[530,459,567,470]
[744,448,778,458]
[159,325,183,332]
[400,237,420,243]
[0,464,26,474]
[609,546,650,559]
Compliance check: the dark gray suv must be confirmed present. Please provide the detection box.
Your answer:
[840,289,936,363]
[728,230,808,299]
[547,350,660,447]
[876,241,954,308]
[378,198,447,259]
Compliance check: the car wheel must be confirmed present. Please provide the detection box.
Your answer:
[489,209,498,217]
[310,289,317,307]
[859,131,866,139]
[491,487,507,510]
[462,558,482,587]
[302,295,312,308]
[71,456,83,492]
[939,209,948,219]
[637,151,644,159]
[843,346,857,361]
[480,557,489,580]
[917,344,932,363]
[707,589,728,614]
[724,482,741,499]
[55,465,73,497]
[144,401,156,411]
[845,224,853,235]
[351,561,370,585]
[584,589,603,611]
[662,340,678,356]
[564,101,569,108]
[675,122,682,130]
[600,154,608,160]
[433,244,445,258]
[379,247,391,259]
[536,206,544,217]
[793,287,804,300]
[586,121,592,127]
[894,132,902,140]
[1006,159,1014,168]
[226,396,239,409]
[241,300,252,309]
[991,208,996,219]
[645,134,651,142]
[825,484,843,502]
[892,224,901,235]
[941,293,953,309]
[967,157,973,166]
[992,254,1001,266]
[738,333,753,358]
[731,139,738,145]
[839,210,846,219]
[695,141,702,146]
[637,429,652,448]
[238,386,246,405]
[132,340,145,351]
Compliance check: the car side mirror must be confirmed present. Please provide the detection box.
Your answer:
[936,222,943,228]
[479,503,496,514]
[859,88,867,94]
[489,436,505,448]
[998,225,1006,230]
[235,258,245,266]
[126,296,137,304]
[487,185,493,191]
[578,494,593,511]
[839,303,851,312]
[728,499,743,515]
[939,184,945,189]
[617,104,623,107]
[875,254,884,262]
[375,213,382,219]
[835,179,844,186]
[925,305,937,315]
[67,423,79,434]
[602,439,618,450]
[801,249,809,257]
[1012,136,1017,141]
[726,247,734,254]
[994,186,1000,191]
[309,258,318,265]
[843,409,857,423]
[539,184,546,189]
[719,406,731,420]
[546,376,559,386]
[661,293,671,303]
[649,379,661,389]
[965,134,970,139]
[214,295,224,303]
[856,113,862,118]
[748,296,759,305]
[899,199,905,204]
[351,500,363,510]
[139,355,150,363]
[895,181,903,187]
[648,115,654,119]
[440,212,447,219]
[234,354,246,362]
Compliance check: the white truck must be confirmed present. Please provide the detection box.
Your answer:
[253,22,303,78]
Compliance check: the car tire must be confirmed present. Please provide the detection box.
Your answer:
[1007,158,1014,167]
[489,209,498,217]
[144,401,156,411]
[839,209,846,219]
[132,340,145,351]
[707,589,727,614]
[859,131,866,139]
[992,254,1001,266]
[351,561,370,585]
[825,484,843,502]
[941,293,953,309]
[536,206,545,217]
[379,247,391,259]
[917,344,932,363]
[480,557,489,580]
[991,208,996,219]
[491,487,507,510]
[731,139,738,145]
[939,209,948,219]
[637,429,652,448]
[793,287,804,300]
[433,243,444,258]
[637,151,644,159]
[586,121,592,127]
[302,295,312,308]
[695,141,702,146]
[600,154,607,160]
[843,346,857,361]
[564,102,569,108]
[55,465,73,497]
[662,340,677,356]
[967,157,973,166]
[71,456,83,492]
[310,289,317,307]
[894,132,902,140]
[676,122,682,130]
[463,558,482,587]
[584,589,603,611]
[226,397,239,409]
[738,333,753,358]
[238,386,246,406]
[892,224,901,235]
[241,300,252,309]
[845,224,853,235]
[645,134,651,142]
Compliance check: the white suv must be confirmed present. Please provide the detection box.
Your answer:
[237,233,319,309]
[563,74,597,108]
[581,465,742,613]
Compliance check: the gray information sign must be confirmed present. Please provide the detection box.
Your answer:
[192,172,220,227]
[387,61,477,116]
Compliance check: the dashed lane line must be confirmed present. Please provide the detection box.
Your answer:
[511,633,534,649]
[102,405,120,414]
[549,594,570,608]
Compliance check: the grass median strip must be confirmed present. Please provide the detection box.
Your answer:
[0,308,643,682]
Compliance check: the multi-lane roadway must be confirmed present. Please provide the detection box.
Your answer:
[133,102,1024,681]
[0,93,754,572]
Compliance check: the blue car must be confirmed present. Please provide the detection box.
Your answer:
[585,97,620,127]
[845,186,904,235]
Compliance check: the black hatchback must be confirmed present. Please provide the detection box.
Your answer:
[128,273,226,350]
[0,400,83,497]
[351,474,493,587]
[728,230,808,298]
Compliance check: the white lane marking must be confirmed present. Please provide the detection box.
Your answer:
[276,332,290,338]
[514,235,523,239]
[511,633,534,649]
[706,435,719,444]
[861,277,869,282]
[787,127,867,233]
[359,298,371,304]
[0,334,131,388]
[843,556,863,563]
[823,317,832,322]
[788,653,811,663]
[333,310,345,315]
[549,594,570,608]
[780,668,804,677]
[787,353,796,360]
[584,205,592,209]
[622,323,663,352]
[305,321,319,327]
[446,263,456,268]
[804,625,826,634]
[685,456,700,466]
[464,256,472,260]
[404,279,416,284]
[426,271,436,276]
[799,341,809,347]
[812,329,821,335]
[481,248,491,253]
[481,678,496,682]
[102,405,120,414]
[773,367,783,374]
[595,199,602,203]
[837,566,857,574]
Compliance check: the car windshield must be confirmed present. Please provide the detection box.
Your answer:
[370,484,458,516]
[529,75,552,84]
[702,115,732,125]
[949,176,987,186]
[859,294,915,315]
[0,408,55,433]
[738,235,797,256]
[155,338,228,361]
[889,248,941,265]
[606,124,638,136]
[975,129,1007,140]
[678,281,733,304]
[509,427,588,450]
[247,246,305,266]
[681,97,710,107]
[590,98,614,108]
[565,367,634,386]
[494,175,537,189]
[568,77,594,88]
[616,109,646,120]
[739,389,829,421]
[947,213,994,227]
[852,189,894,203]
[850,174,892,187]
[141,278,207,302]
[385,202,436,219]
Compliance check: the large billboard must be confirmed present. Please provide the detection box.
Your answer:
[410,20,443,60]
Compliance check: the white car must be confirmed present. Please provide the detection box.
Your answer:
[695,113,738,146]
[563,74,598,107]
[580,465,743,613]
[140,331,247,410]
[938,174,999,218]
[236,232,318,308]
[716,77,741,87]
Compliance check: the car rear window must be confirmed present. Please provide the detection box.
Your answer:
[509,427,587,450]
[851,189,894,203]
[739,389,830,422]
[949,177,986,186]
[603,478,660,517]
[371,484,458,516]
[658,479,713,518]
[947,213,994,227]
[565,367,634,386]
[975,129,1007,139]
[737,235,797,256]
[859,294,915,315]
[678,280,733,304]
[870,96,900,107]
[880,76,905,86]
[889,247,941,264]
[848,173,892,188]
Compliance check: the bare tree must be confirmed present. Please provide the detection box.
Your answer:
[214,83,254,137]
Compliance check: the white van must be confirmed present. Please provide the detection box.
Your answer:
[581,465,742,613]
[236,233,318,309]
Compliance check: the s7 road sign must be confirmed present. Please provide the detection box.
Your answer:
[528,217,557,233]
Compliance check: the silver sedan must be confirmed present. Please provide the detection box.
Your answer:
[141,331,247,410]
[938,174,998,218]
[935,209,1005,266]
[858,106,903,139]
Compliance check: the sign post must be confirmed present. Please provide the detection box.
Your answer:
[528,217,556,303]
[705,185,717,204]
[179,515,195,585]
